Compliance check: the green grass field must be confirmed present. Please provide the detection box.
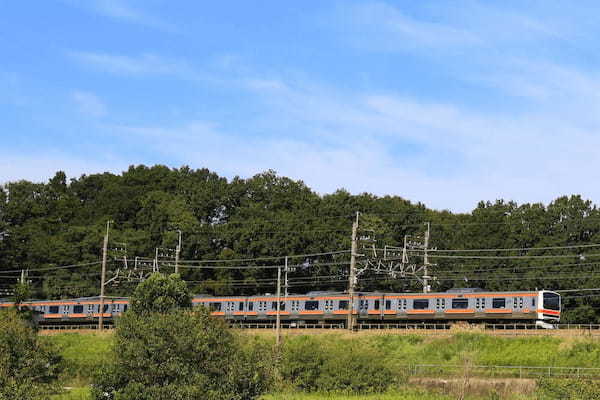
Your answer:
[43,332,113,386]
[52,388,463,400]
[45,331,600,399]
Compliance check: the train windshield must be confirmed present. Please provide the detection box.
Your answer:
[543,292,560,311]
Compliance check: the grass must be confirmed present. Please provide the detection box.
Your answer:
[260,389,474,399]
[43,332,113,386]
[51,387,91,400]
[43,331,600,399]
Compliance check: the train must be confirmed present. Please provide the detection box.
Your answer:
[0,288,561,328]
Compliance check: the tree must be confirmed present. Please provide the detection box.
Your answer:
[129,273,191,314]
[92,273,269,400]
[0,309,61,399]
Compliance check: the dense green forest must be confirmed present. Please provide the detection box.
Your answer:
[1,165,599,321]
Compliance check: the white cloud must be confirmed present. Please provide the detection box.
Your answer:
[72,90,107,117]
[70,51,205,81]
[66,0,176,32]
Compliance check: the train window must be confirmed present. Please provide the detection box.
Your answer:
[49,306,59,314]
[291,301,300,311]
[518,297,523,308]
[103,305,109,313]
[385,300,391,310]
[359,300,368,310]
[398,299,407,310]
[374,300,380,310]
[73,305,83,313]
[452,299,469,309]
[475,298,485,309]
[209,303,222,312]
[248,302,254,311]
[324,300,333,311]
[123,305,128,312]
[279,302,286,311]
[305,301,319,311]
[339,300,348,310]
[258,301,268,311]
[543,292,560,311]
[413,299,429,309]
[239,302,244,311]
[532,298,536,307]
[272,302,277,310]
[87,305,94,313]
[492,298,505,308]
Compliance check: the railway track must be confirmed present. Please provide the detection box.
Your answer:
[39,322,600,335]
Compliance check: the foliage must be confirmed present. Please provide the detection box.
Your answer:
[129,272,191,314]
[3,165,600,320]
[0,309,61,399]
[280,336,397,393]
[536,378,600,399]
[13,281,31,308]
[92,308,268,400]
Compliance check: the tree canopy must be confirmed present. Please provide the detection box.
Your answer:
[1,165,600,321]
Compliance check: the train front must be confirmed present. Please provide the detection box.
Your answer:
[538,291,561,323]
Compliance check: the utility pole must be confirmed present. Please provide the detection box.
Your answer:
[347,211,359,331]
[99,220,111,331]
[154,247,159,273]
[284,256,289,297]
[175,229,182,275]
[276,265,282,346]
[423,222,430,293]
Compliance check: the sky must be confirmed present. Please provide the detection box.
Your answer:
[2,1,600,212]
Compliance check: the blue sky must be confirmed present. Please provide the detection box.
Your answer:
[2,0,600,211]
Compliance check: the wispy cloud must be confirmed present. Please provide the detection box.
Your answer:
[70,51,203,81]
[71,90,107,117]
[338,1,562,54]
[107,59,600,212]
[66,0,177,32]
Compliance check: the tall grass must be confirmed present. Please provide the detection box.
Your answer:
[43,333,113,386]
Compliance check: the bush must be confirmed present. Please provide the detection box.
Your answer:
[280,335,397,393]
[0,309,61,399]
[92,273,269,400]
[129,273,191,314]
[537,378,600,399]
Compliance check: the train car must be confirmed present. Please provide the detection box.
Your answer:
[193,289,561,326]
[0,297,129,324]
[0,289,561,327]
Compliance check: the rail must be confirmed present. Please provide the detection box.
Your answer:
[37,322,600,333]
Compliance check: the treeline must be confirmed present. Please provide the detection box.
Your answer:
[1,165,599,321]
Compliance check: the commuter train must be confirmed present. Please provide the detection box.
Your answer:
[0,288,561,327]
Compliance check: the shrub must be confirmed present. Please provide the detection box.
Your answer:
[537,378,600,399]
[280,335,397,393]
[92,273,268,400]
[0,308,61,399]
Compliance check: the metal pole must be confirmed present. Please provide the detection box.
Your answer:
[175,229,182,274]
[284,256,289,297]
[423,222,430,293]
[99,220,111,331]
[276,266,282,346]
[154,247,159,273]
[347,212,359,331]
